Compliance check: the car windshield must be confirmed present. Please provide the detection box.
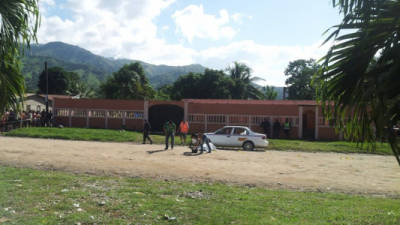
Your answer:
[216,128,232,135]
[233,128,249,135]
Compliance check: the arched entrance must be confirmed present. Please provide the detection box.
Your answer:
[302,109,315,139]
[149,104,184,132]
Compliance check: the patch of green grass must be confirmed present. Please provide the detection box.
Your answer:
[4,127,184,145]
[0,166,399,224]
[267,139,392,155]
[4,127,393,155]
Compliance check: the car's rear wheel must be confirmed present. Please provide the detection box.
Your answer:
[242,141,254,151]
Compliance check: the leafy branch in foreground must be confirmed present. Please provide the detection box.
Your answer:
[314,0,400,164]
[0,0,40,114]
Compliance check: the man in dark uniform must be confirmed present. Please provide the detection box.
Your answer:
[163,120,176,150]
[142,120,153,144]
[273,119,281,139]
[260,119,271,137]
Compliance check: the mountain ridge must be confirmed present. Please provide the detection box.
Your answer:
[22,41,284,99]
[22,41,207,91]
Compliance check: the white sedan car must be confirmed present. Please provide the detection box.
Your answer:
[205,126,268,151]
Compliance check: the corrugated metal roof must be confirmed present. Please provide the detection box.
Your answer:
[184,99,317,106]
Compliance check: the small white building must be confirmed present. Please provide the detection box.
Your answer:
[23,94,74,112]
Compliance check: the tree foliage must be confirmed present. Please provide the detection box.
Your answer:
[168,69,234,100]
[0,0,39,114]
[38,67,70,95]
[315,0,400,164]
[262,86,278,100]
[227,62,264,99]
[285,59,319,100]
[100,62,155,100]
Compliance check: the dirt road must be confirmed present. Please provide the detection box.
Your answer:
[0,137,399,196]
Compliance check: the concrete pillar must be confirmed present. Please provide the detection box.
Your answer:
[204,114,208,132]
[68,108,72,127]
[122,111,126,127]
[269,117,273,138]
[105,110,108,129]
[226,115,230,126]
[299,106,303,139]
[86,109,90,128]
[184,100,188,122]
[315,106,319,140]
[144,100,149,121]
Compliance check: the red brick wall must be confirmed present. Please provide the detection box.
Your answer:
[319,127,340,140]
[55,98,144,110]
[188,103,299,116]
[149,100,184,108]
[89,118,105,129]
[126,119,143,131]
[55,117,69,127]
[53,99,338,140]
[71,118,86,128]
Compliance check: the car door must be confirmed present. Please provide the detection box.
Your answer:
[210,127,233,146]
[231,127,250,146]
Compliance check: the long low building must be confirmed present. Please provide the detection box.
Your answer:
[53,98,340,140]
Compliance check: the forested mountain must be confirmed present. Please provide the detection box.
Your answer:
[22,42,206,91]
[22,42,284,99]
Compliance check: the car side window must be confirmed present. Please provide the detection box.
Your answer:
[216,128,232,135]
[233,128,249,135]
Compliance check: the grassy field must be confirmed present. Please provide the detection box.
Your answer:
[4,127,393,155]
[0,166,399,225]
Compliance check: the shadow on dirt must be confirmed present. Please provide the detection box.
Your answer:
[147,149,168,154]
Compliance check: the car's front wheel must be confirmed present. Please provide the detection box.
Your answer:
[242,141,254,151]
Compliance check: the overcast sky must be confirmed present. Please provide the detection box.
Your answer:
[38,0,342,86]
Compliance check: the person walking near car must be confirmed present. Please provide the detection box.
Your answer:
[179,119,189,145]
[163,120,176,150]
[142,120,153,144]
[283,118,292,139]
[273,119,281,139]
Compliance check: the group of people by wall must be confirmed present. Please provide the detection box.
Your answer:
[142,119,190,150]
[0,110,53,132]
[260,118,292,139]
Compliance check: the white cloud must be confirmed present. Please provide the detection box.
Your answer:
[41,0,55,6]
[231,13,252,24]
[172,5,236,42]
[37,1,331,86]
[195,40,330,86]
[38,0,178,59]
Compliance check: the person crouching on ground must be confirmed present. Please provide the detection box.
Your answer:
[163,120,176,150]
[142,120,153,144]
[201,133,212,153]
[179,119,189,145]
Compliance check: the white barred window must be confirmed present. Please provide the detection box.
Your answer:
[90,110,106,118]
[126,111,143,119]
[229,115,249,124]
[55,108,69,117]
[188,114,205,123]
[72,109,86,118]
[108,111,124,119]
[207,115,226,124]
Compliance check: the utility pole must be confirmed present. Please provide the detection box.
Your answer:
[45,61,49,113]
